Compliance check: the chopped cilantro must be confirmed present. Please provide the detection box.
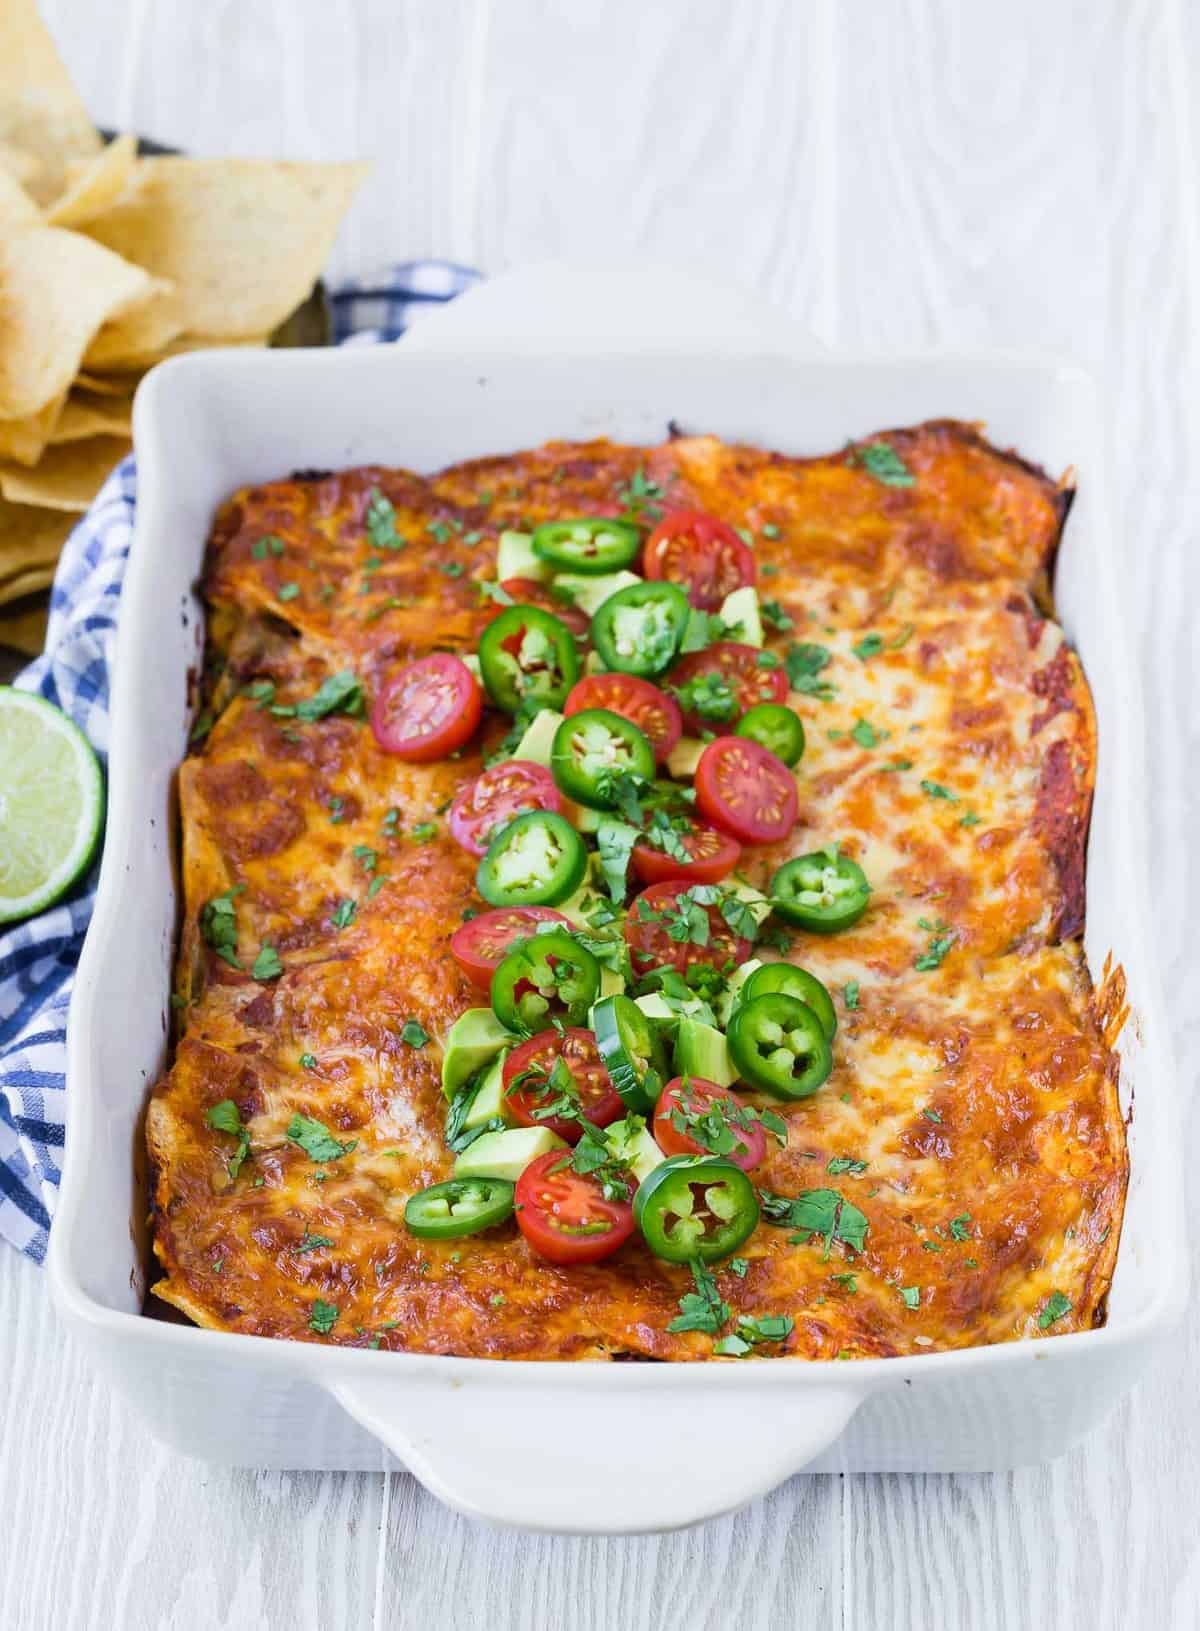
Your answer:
[287,1113,356,1162]
[959,810,981,828]
[331,898,357,930]
[299,1053,317,1070]
[761,523,781,539]
[293,1232,333,1254]
[760,1187,869,1257]
[278,583,300,602]
[914,924,956,971]
[205,1098,251,1178]
[880,758,913,772]
[843,980,860,1010]
[948,1212,971,1241]
[850,718,882,749]
[785,642,835,699]
[295,670,364,722]
[827,1156,868,1176]
[353,844,378,873]
[199,886,244,969]
[365,488,404,550]
[251,944,282,981]
[849,441,914,487]
[831,1272,858,1294]
[899,1285,921,1310]
[309,1299,339,1335]
[728,1257,749,1278]
[596,818,639,903]
[920,779,959,803]
[411,822,438,842]
[667,1260,729,1335]
[760,599,793,631]
[922,1107,943,1123]
[713,1314,794,1356]
[616,465,668,524]
[367,874,388,900]
[1038,1291,1072,1329]
[400,1020,430,1048]
[439,560,465,578]
[853,633,884,661]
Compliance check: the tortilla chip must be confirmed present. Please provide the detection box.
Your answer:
[0,598,49,655]
[0,564,54,606]
[46,132,137,228]
[83,283,182,369]
[74,370,138,396]
[0,435,131,511]
[82,157,367,337]
[0,0,101,205]
[50,389,133,443]
[0,497,76,580]
[0,226,154,417]
[0,165,39,224]
[0,393,67,466]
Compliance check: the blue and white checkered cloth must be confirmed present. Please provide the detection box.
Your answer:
[0,261,479,1262]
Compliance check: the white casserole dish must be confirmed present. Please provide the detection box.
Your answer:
[48,313,1185,1533]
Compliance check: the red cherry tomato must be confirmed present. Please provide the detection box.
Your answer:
[514,1149,636,1265]
[624,880,752,980]
[694,736,799,844]
[563,674,682,764]
[449,906,571,989]
[630,822,741,886]
[448,759,562,857]
[644,509,756,611]
[666,642,787,736]
[653,1076,768,1172]
[498,579,590,639]
[370,654,482,761]
[503,1028,625,1143]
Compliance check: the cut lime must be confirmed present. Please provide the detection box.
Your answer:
[0,687,104,924]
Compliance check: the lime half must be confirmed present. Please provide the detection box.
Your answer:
[0,687,104,924]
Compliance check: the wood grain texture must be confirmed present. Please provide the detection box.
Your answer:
[3,0,1198,1626]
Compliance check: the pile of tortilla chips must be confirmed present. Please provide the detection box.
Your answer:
[0,0,367,655]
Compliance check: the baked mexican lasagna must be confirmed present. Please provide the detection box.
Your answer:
[146,422,1128,1360]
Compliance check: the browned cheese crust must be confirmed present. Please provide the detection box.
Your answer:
[147,422,1127,1359]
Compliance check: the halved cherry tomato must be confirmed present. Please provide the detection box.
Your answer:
[449,906,571,989]
[630,821,741,886]
[644,509,756,611]
[667,642,788,736]
[563,673,682,764]
[449,759,562,857]
[371,654,482,761]
[624,880,752,980]
[514,1149,636,1265]
[503,1028,625,1143]
[695,736,799,845]
[653,1077,768,1172]
[498,579,590,639]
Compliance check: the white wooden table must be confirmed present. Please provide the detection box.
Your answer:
[3,3,1199,1626]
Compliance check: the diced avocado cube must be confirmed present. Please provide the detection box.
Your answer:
[674,1016,735,1087]
[462,1051,515,1131]
[604,1114,666,1186]
[506,707,562,767]
[666,736,706,777]
[453,1126,566,1182]
[555,569,642,618]
[719,586,764,647]
[598,964,625,1000]
[716,958,764,1028]
[497,530,549,582]
[441,1008,516,1099]
[724,878,773,926]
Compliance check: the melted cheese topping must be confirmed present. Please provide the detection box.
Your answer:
[147,422,1126,1359]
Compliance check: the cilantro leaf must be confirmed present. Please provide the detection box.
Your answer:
[287,1113,357,1162]
[596,818,639,903]
[761,1187,870,1258]
[400,1019,429,1048]
[849,441,914,487]
[309,1299,339,1335]
[852,633,884,661]
[251,944,282,981]
[850,718,882,749]
[920,779,959,803]
[365,488,405,550]
[199,886,245,968]
[295,670,364,722]
[293,1232,334,1254]
[785,642,836,699]
[205,1098,251,1178]
[899,1285,921,1310]
[843,980,860,1010]
[948,1212,971,1241]
[667,1260,730,1335]
[1038,1291,1072,1329]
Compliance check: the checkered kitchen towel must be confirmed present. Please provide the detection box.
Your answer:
[0,261,480,1262]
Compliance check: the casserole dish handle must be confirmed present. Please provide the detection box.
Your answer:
[330,1374,861,1532]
